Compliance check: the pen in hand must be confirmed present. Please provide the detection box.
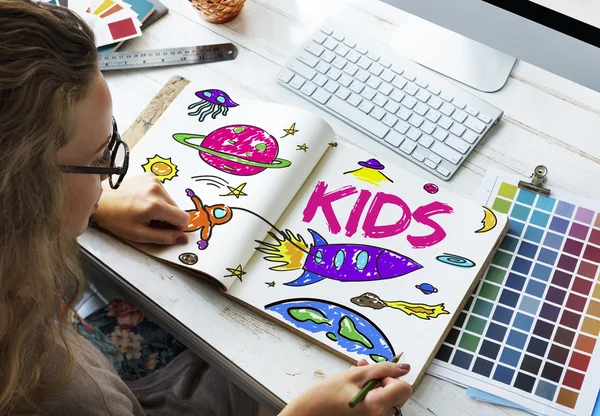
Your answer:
[348,353,404,408]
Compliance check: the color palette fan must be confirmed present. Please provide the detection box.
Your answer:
[429,170,600,416]
[48,0,144,47]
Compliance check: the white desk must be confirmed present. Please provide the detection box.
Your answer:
[78,0,600,414]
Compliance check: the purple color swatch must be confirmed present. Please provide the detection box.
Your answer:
[569,223,590,240]
[575,206,595,224]
[556,201,575,218]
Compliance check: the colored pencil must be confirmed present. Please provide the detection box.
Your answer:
[348,353,404,408]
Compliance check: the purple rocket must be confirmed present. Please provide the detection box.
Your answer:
[284,229,423,287]
[188,89,239,122]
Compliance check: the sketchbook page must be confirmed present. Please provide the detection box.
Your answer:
[126,82,332,289]
[227,141,509,386]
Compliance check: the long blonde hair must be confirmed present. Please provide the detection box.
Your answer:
[0,1,99,413]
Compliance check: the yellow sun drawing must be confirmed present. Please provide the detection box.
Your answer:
[142,155,178,183]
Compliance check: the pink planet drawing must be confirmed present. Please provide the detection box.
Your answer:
[173,125,292,176]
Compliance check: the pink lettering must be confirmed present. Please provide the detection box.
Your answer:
[344,189,372,237]
[362,192,412,238]
[302,182,357,234]
[408,201,454,248]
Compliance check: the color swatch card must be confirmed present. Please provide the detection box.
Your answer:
[428,169,600,416]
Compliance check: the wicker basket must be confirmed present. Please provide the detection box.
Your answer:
[189,0,246,23]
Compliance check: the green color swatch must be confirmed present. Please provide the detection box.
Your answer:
[479,282,501,301]
[498,182,518,199]
[486,266,507,284]
[466,316,487,335]
[459,333,481,352]
[492,197,512,214]
[492,251,512,268]
[473,299,494,317]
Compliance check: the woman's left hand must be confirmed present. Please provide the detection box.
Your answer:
[91,173,190,245]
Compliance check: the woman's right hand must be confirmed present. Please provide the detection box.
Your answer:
[280,357,412,416]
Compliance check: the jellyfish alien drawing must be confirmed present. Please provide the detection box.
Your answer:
[188,89,238,122]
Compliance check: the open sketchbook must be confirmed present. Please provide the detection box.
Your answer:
[127,82,509,385]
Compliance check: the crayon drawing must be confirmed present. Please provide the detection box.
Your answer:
[423,183,439,194]
[296,143,308,152]
[142,155,178,183]
[475,206,498,233]
[173,125,292,176]
[351,292,449,320]
[265,298,395,362]
[192,175,228,188]
[436,253,476,268]
[220,182,248,199]
[188,89,238,122]
[184,188,232,250]
[415,283,438,295]
[225,265,245,282]
[343,159,393,186]
[281,122,299,138]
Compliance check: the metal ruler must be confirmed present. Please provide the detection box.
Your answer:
[98,43,238,71]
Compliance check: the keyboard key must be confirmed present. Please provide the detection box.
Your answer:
[401,96,417,109]
[378,82,393,96]
[432,128,448,141]
[321,50,336,63]
[349,80,365,94]
[359,100,374,114]
[424,158,439,169]
[298,51,319,67]
[289,61,316,80]
[332,56,347,69]
[449,123,466,137]
[335,44,350,57]
[373,93,388,107]
[418,134,434,148]
[416,89,431,103]
[439,102,455,116]
[338,74,353,87]
[346,50,361,63]
[361,87,376,100]
[324,38,338,50]
[384,100,400,114]
[403,83,418,96]
[465,106,479,117]
[367,51,379,61]
[437,166,451,177]
[463,130,478,144]
[392,77,407,90]
[451,110,467,123]
[343,64,358,76]
[326,97,389,138]
[355,45,368,54]
[428,154,442,164]
[357,56,372,70]
[431,141,462,164]
[415,79,428,88]
[369,63,384,76]
[313,32,327,44]
[301,82,317,96]
[412,151,426,162]
[414,103,429,116]
[311,88,331,104]
[464,116,486,133]
[305,42,325,57]
[399,139,417,155]
[428,96,443,110]
[453,100,466,110]
[344,38,357,48]
[478,113,493,124]
[382,113,397,127]
[321,27,333,35]
[278,68,294,83]
[316,61,330,74]
[425,110,441,123]
[355,70,370,83]
[403,72,416,81]
[440,92,453,102]
[327,68,342,80]
[324,80,339,93]
[406,126,422,141]
[332,31,345,41]
[381,69,395,83]
[446,134,470,154]
[438,116,453,130]
[394,121,410,134]
[391,64,404,75]
[347,93,362,106]
[397,107,411,120]
[421,121,436,135]
[389,89,405,103]
[335,87,351,100]
[366,77,381,89]
[289,75,305,89]
[379,57,392,68]
[384,131,404,147]
[427,85,441,95]
[313,74,328,87]
[369,106,385,121]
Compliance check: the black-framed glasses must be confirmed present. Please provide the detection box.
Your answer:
[59,117,129,189]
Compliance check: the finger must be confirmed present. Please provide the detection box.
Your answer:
[364,379,412,411]
[350,359,369,369]
[353,361,411,385]
[132,227,188,245]
[146,201,190,230]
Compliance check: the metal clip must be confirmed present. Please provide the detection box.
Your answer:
[518,165,551,196]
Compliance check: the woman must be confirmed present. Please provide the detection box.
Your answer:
[0,1,413,415]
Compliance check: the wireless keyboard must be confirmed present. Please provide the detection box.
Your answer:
[277,24,504,180]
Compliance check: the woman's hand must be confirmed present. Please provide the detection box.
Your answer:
[92,173,189,245]
[281,357,412,416]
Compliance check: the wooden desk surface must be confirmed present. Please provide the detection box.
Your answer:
[78,0,600,414]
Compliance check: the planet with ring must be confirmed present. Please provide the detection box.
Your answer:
[173,124,291,176]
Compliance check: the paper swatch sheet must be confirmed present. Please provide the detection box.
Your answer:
[429,170,600,416]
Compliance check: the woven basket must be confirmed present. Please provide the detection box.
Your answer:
[190,0,246,23]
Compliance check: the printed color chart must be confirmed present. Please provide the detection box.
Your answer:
[429,171,600,416]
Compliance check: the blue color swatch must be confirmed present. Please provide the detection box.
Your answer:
[514,313,534,331]
[519,296,540,315]
[536,195,556,212]
[530,210,550,227]
[507,329,528,349]
[523,226,544,243]
[556,201,575,218]
[518,241,539,259]
[531,263,552,281]
[513,257,533,274]
[517,189,536,206]
[508,220,525,237]
[538,248,558,266]
[511,204,531,221]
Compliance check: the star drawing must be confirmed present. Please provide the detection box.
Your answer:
[296,143,308,152]
[265,281,276,288]
[328,141,338,147]
[225,265,246,282]
[220,182,247,199]
[281,122,299,138]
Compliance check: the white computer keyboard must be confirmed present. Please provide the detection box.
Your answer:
[277,24,504,180]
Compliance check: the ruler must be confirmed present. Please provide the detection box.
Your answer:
[98,43,238,71]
